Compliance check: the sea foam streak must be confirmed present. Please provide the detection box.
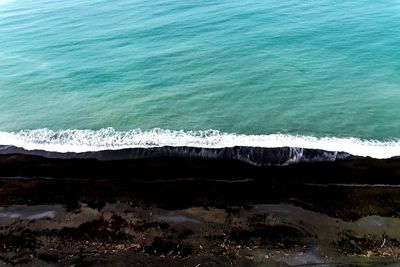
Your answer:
[0,128,399,159]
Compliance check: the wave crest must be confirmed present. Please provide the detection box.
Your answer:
[0,128,399,159]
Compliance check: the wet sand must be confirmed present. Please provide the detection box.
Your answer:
[1,177,400,266]
[1,149,400,266]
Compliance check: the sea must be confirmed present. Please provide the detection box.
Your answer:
[1,0,400,158]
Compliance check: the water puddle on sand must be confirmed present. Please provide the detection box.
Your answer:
[0,205,58,220]
[158,215,203,224]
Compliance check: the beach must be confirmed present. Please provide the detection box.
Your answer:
[1,0,400,265]
[1,148,400,266]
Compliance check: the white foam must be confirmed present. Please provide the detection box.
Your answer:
[0,0,12,7]
[0,128,399,159]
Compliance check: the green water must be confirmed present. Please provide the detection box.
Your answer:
[0,0,400,145]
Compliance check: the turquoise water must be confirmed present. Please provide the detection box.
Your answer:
[1,0,400,152]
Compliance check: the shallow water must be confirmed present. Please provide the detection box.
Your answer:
[1,0,400,153]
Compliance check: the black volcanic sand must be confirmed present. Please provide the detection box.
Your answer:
[1,153,400,266]
[1,179,400,266]
[1,151,400,184]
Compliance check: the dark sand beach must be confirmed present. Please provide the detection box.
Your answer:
[1,147,400,266]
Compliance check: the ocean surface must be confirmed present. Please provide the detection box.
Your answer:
[1,0,400,157]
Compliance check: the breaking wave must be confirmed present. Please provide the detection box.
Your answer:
[0,128,399,159]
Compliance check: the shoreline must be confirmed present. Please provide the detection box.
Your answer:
[2,128,400,158]
[0,145,400,184]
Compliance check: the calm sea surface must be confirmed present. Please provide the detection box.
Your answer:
[1,0,400,155]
